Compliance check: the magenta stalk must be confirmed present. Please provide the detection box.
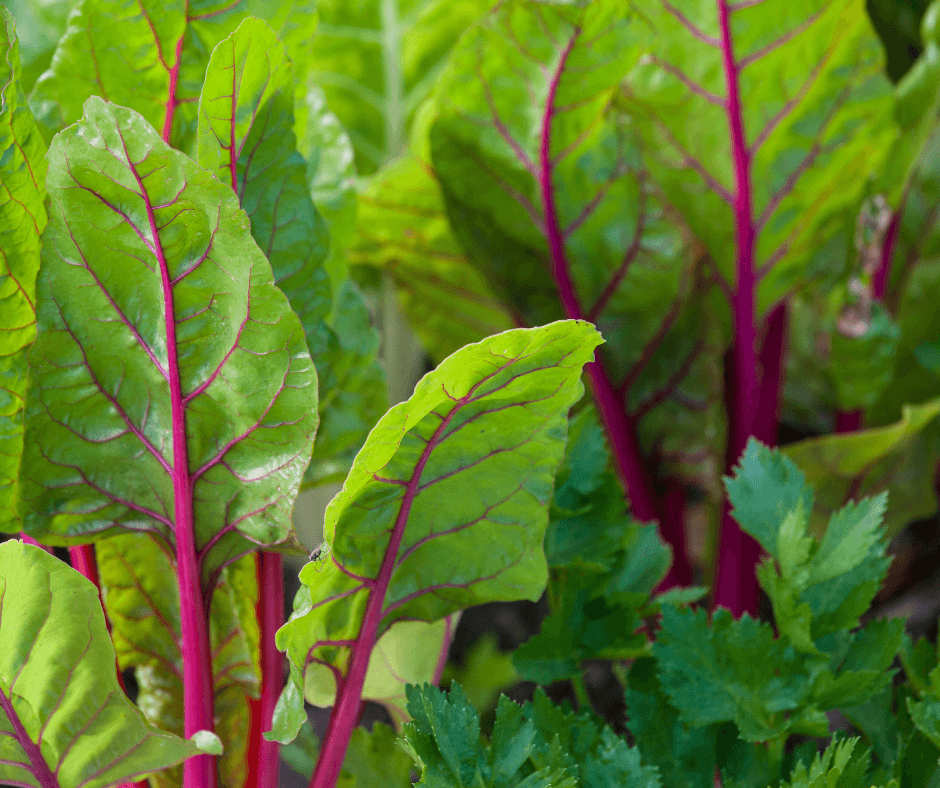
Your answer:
[245,551,283,788]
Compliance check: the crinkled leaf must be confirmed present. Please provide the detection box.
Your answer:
[625,656,718,788]
[95,533,261,788]
[20,97,318,581]
[303,614,459,728]
[622,0,895,314]
[0,7,44,530]
[308,0,491,173]
[29,0,316,151]
[781,400,940,538]
[273,321,601,742]
[0,540,200,788]
[429,0,723,491]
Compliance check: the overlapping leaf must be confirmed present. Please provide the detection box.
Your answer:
[95,533,261,788]
[303,613,459,728]
[429,0,725,493]
[307,0,491,173]
[622,0,896,314]
[0,8,45,529]
[20,97,318,581]
[273,321,601,741]
[0,540,203,788]
[29,0,316,150]
[198,18,387,488]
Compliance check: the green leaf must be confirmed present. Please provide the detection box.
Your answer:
[308,0,491,173]
[337,723,415,788]
[777,736,879,788]
[20,97,318,581]
[303,614,459,728]
[622,0,896,314]
[197,16,332,351]
[190,730,224,755]
[829,303,902,411]
[350,150,515,364]
[0,539,200,788]
[428,0,723,491]
[781,399,940,538]
[273,320,601,743]
[0,0,72,92]
[401,683,578,788]
[439,634,520,714]
[197,18,387,489]
[652,605,826,743]
[28,0,317,151]
[625,657,718,788]
[306,279,389,487]
[0,7,45,530]
[95,533,261,788]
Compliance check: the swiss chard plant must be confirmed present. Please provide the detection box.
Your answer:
[4,0,940,787]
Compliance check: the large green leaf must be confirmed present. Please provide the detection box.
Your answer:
[622,0,896,314]
[428,0,725,494]
[95,533,261,788]
[0,539,203,788]
[28,0,316,151]
[19,97,318,582]
[272,320,601,743]
[0,0,72,92]
[0,7,45,528]
[308,0,490,173]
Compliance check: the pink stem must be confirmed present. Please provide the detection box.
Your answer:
[19,533,51,552]
[142,159,215,788]
[712,0,762,618]
[308,384,482,788]
[538,30,666,533]
[245,551,283,788]
[653,480,693,594]
[755,301,788,446]
[161,36,184,144]
[873,211,901,303]
[835,410,863,433]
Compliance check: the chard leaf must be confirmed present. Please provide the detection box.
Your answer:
[197,17,387,488]
[780,399,940,537]
[273,320,601,745]
[428,0,724,500]
[20,97,318,581]
[28,0,316,151]
[302,614,459,728]
[0,7,44,530]
[0,539,200,788]
[94,533,261,788]
[350,150,515,364]
[622,0,896,313]
[308,0,491,173]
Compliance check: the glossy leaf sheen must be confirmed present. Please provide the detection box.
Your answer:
[0,540,200,788]
[274,320,601,744]
[20,97,318,581]
[0,7,45,529]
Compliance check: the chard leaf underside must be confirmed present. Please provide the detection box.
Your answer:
[0,540,201,788]
[273,320,601,787]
